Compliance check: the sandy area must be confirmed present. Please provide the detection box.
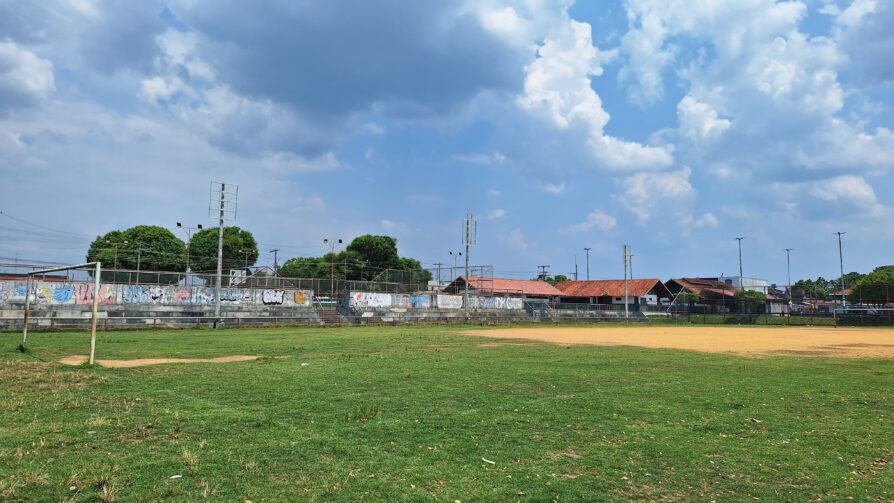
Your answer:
[462,326,894,358]
[58,355,261,368]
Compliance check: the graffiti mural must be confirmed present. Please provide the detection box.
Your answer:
[0,280,313,308]
[436,294,463,309]
[349,292,393,308]
[409,294,432,308]
[262,290,285,305]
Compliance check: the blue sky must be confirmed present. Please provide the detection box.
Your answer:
[1,0,892,284]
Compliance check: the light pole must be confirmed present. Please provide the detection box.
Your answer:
[269,248,280,272]
[784,248,793,309]
[735,237,745,291]
[105,240,128,271]
[583,247,591,280]
[176,223,203,282]
[324,238,343,295]
[835,232,846,307]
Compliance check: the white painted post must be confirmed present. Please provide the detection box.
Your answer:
[89,262,101,365]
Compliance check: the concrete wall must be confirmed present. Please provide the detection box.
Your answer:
[347,292,524,310]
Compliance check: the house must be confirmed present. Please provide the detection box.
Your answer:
[666,277,739,303]
[699,276,770,294]
[443,276,563,299]
[554,279,673,307]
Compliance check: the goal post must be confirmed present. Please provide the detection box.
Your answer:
[21,261,101,365]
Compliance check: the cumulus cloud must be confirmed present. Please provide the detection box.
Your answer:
[566,210,617,233]
[0,42,55,111]
[618,167,695,222]
[677,95,731,142]
[519,19,672,171]
[769,174,890,219]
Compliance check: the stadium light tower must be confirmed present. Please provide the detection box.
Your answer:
[584,247,591,280]
[784,248,793,308]
[448,251,463,274]
[324,238,343,295]
[835,232,846,307]
[176,222,203,275]
[735,237,745,291]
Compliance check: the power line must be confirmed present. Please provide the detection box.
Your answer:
[0,210,93,238]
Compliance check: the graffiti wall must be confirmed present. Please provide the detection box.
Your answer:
[0,281,313,307]
[349,292,393,308]
[436,294,464,309]
[345,292,523,310]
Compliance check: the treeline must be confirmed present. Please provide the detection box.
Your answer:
[795,265,894,304]
[278,235,432,283]
[86,227,430,284]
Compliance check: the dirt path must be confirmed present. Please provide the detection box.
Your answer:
[58,355,262,368]
[462,326,894,358]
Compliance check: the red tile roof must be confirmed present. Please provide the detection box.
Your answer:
[460,276,564,297]
[555,279,668,298]
[669,278,738,298]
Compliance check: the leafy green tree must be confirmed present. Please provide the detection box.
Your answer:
[87,226,187,283]
[279,256,326,279]
[346,235,400,270]
[188,226,258,274]
[734,289,767,313]
[849,266,894,305]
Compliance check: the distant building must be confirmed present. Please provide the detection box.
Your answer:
[443,276,563,299]
[699,276,770,294]
[555,279,673,307]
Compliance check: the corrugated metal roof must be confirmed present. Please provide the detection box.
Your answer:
[555,279,666,298]
[461,276,564,296]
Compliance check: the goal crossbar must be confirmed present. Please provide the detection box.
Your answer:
[22,261,102,364]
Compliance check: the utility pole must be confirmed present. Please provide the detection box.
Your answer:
[784,248,793,309]
[269,248,280,272]
[209,181,237,328]
[574,255,578,280]
[135,242,143,283]
[835,232,846,308]
[735,237,745,291]
[583,247,591,280]
[537,265,550,281]
[462,214,476,317]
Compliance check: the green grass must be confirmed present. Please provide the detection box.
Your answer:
[1,326,892,502]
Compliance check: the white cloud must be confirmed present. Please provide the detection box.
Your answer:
[566,210,617,233]
[518,19,672,171]
[536,181,566,194]
[677,95,731,142]
[502,229,529,251]
[452,151,507,165]
[617,167,696,223]
[487,209,507,220]
[0,41,55,110]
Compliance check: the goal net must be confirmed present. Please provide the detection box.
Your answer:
[20,262,102,364]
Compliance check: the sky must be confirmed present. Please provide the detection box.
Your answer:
[1,0,892,284]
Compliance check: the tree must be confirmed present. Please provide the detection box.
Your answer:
[849,265,894,306]
[734,289,766,313]
[346,235,401,271]
[87,226,187,283]
[188,226,259,274]
[279,256,326,279]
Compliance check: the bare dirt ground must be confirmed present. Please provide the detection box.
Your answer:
[462,326,894,358]
[57,355,261,368]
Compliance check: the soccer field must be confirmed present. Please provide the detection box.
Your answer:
[2,325,893,501]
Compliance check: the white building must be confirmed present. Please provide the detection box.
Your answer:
[712,276,770,294]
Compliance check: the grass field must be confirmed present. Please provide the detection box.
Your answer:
[2,325,893,501]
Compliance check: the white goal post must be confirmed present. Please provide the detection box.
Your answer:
[21,261,102,365]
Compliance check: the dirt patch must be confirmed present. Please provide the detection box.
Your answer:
[57,355,262,368]
[461,326,894,358]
